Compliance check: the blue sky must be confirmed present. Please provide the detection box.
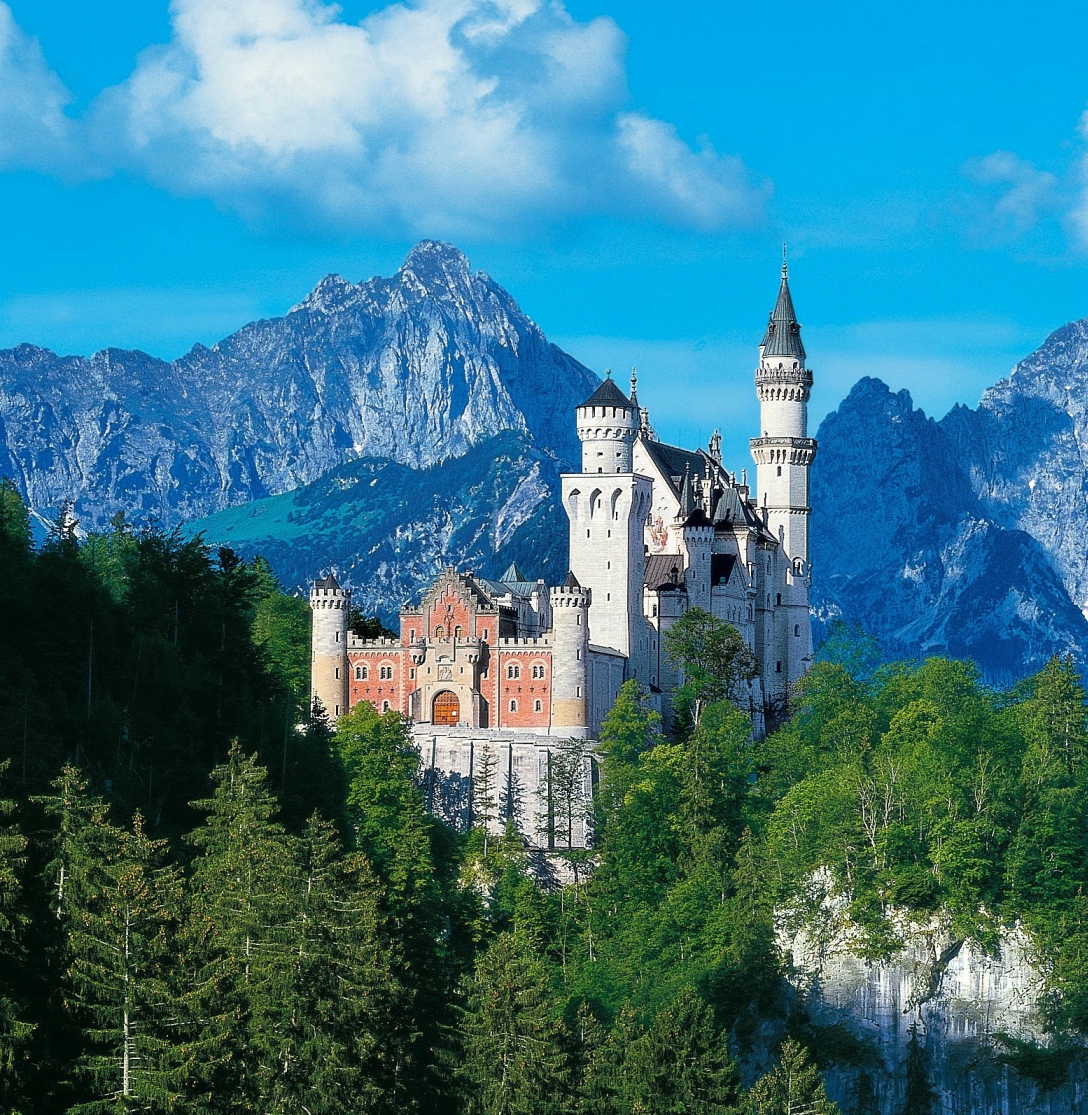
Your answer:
[1,0,1087,464]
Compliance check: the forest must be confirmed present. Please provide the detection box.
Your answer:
[0,475,1086,1113]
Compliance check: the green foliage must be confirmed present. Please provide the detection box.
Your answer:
[664,608,758,725]
[745,1038,838,1114]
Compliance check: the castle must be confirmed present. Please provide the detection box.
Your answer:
[310,263,816,840]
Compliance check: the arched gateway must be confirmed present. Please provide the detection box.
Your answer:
[432,691,459,726]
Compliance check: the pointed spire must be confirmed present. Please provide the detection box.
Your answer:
[561,569,581,589]
[677,463,695,520]
[629,367,638,407]
[760,253,806,362]
[501,561,526,584]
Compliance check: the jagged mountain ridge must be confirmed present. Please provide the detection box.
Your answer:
[0,241,598,529]
[811,366,1088,680]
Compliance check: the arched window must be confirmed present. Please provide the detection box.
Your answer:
[381,700,390,712]
[776,593,782,606]
[509,699,518,713]
[534,699,543,713]
[776,661,782,674]
[507,663,521,679]
[355,665,366,680]
[531,663,545,679]
[379,664,393,680]
[776,465,782,476]
[794,624,800,636]
[454,625,463,638]
[434,625,444,638]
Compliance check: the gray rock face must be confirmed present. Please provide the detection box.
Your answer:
[943,320,1088,624]
[781,893,1085,1113]
[0,240,598,529]
[810,377,1088,681]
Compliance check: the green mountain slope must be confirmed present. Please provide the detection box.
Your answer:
[187,431,568,622]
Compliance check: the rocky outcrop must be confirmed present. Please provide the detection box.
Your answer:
[0,240,598,530]
[780,887,1086,1113]
[810,377,1088,682]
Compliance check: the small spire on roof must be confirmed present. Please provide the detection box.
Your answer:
[501,560,526,583]
[760,252,806,362]
[629,367,638,405]
[677,462,695,520]
[561,570,581,589]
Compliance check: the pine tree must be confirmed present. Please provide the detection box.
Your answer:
[0,764,31,1114]
[624,987,738,1114]
[65,816,183,1114]
[262,814,403,1114]
[475,744,499,854]
[457,933,569,1115]
[745,1039,839,1115]
[900,1025,934,1115]
[179,744,299,1112]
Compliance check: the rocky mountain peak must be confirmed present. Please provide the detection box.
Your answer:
[0,242,599,531]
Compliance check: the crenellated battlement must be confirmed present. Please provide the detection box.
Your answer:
[497,637,552,648]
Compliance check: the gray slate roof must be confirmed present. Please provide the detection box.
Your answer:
[579,376,632,409]
[760,266,806,361]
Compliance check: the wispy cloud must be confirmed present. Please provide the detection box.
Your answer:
[961,150,1061,243]
[0,0,768,237]
[0,4,72,171]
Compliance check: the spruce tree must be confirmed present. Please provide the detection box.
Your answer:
[745,1039,838,1115]
[65,816,183,1114]
[180,744,299,1112]
[0,764,30,1114]
[274,813,403,1115]
[457,933,569,1115]
[624,987,738,1114]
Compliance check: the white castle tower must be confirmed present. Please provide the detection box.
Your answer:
[749,258,816,685]
[310,572,350,719]
[548,571,590,736]
[561,375,652,672]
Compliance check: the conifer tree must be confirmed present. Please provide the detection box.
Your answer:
[65,816,183,1114]
[624,987,738,1114]
[265,814,403,1114]
[457,933,569,1115]
[180,744,299,1112]
[475,744,499,854]
[745,1039,838,1115]
[0,764,31,1114]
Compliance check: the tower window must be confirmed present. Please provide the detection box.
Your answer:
[534,699,543,713]
[335,630,340,642]
[434,626,444,638]
[507,663,521,679]
[509,699,518,713]
[454,625,462,638]
[794,624,800,636]
[355,665,365,680]
[776,661,782,673]
[776,466,782,476]
[334,705,341,716]
[334,667,340,679]
[531,664,545,679]
[776,593,782,606]
[382,700,390,712]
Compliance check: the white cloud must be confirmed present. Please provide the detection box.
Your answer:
[72,0,767,236]
[0,3,71,170]
[962,150,1059,238]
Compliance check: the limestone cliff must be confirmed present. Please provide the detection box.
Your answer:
[779,885,1085,1113]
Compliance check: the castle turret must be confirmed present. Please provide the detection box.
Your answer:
[575,373,639,474]
[680,508,714,612]
[549,571,590,737]
[562,375,651,670]
[310,572,350,720]
[749,258,816,686]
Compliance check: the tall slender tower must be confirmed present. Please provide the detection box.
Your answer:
[749,260,816,682]
[549,571,590,737]
[561,375,651,673]
[310,572,350,720]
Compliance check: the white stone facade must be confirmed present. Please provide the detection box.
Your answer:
[311,265,818,842]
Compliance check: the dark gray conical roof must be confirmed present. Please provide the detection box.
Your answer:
[579,375,632,409]
[760,264,806,362]
[561,570,581,589]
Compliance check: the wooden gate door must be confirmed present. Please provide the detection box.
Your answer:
[433,691,460,726]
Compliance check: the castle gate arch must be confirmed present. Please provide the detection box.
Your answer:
[433,691,460,726]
